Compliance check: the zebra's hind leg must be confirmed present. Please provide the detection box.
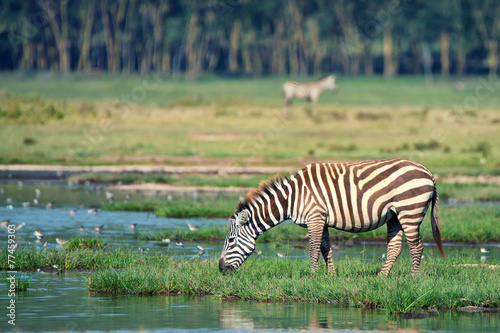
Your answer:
[401,221,424,274]
[320,226,336,274]
[378,216,404,277]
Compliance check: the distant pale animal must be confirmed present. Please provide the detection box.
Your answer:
[46,201,55,209]
[176,242,184,247]
[88,207,98,216]
[80,225,85,233]
[480,247,489,254]
[196,245,207,251]
[283,75,337,106]
[128,223,137,231]
[194,251,205,258]
[69,209,77,215]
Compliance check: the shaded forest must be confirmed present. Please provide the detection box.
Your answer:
[0,0,499,77]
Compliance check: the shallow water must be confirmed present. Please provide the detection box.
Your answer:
[1,182,499,332]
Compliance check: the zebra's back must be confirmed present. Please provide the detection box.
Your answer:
[295,159,435,232]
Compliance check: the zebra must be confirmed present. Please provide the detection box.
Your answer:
[219,158,445,276]
[283,75,337,106]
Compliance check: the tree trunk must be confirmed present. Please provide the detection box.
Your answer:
[77,0,95,71]
[101,0,115,72]
[229,21,241,73]
[112,0,128,72]
[487,40,498,79]
[457,43,466,75]
[383,25,394,77]
[364,39,373,75]
[186,14,202,78]
[41,0,69,72]
[440,31,450,78]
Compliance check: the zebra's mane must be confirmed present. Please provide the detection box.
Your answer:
[318,74,334,81]
[236,174,290,212]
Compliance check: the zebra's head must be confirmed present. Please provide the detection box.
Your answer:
[219,205,257,274]
[325,75,337,91]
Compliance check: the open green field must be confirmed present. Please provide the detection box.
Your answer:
[0,73,499,176]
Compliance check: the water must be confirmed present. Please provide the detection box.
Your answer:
[1,182,499,332]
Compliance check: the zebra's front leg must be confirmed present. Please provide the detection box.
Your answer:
[320,226,336,274]
[307,221,324,274]
[378,217,404,277]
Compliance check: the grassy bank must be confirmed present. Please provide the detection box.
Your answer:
[84,256,499,313]
[3,246,498,312]
[0,246,139,270]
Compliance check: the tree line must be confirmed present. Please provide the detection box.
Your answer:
[0,0,499,77]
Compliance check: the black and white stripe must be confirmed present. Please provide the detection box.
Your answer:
[282,75,337,106]
[219,158,445,276]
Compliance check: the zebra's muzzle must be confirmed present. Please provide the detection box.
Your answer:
[218,257,236,274]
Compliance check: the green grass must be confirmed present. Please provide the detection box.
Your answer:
[82,255,499,312]
[68,172,267,188]
[103,194,238,218]
[0,246,140,270]
[0,74,499,173]
[1,73,500,108]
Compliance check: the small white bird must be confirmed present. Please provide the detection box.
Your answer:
[187,224,199,231]
[194,251,205,258]
[34,230,44,240]
[35,188,42,197]
[480,247,489,254]
[162,238,171,243]
[88,207,98,216]
[56,238,67,245]
[0,219,10,228]
[128,223,137,231]
[46,201,55,209]
[80,225,85,233]
[176,242,184,247]
[277,252,286,258]
[93,225,104,234]
[196,245,207,251]
[14,222,26,230]
[22,202,30,207]
[255,250,262,256]
[69,209,77,215]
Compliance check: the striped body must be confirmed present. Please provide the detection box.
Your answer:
[283,75,337,105]
[219,158,445,276]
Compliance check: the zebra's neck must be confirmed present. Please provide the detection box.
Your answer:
[244,176,296,236]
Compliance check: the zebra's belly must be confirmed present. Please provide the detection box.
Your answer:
[327,208,395,233]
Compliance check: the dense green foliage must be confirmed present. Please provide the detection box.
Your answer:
[1,1,499,76]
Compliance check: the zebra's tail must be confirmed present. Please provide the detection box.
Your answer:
[431,182,446,259]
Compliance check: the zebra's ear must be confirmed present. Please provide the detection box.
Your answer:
[236,209,250,226]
